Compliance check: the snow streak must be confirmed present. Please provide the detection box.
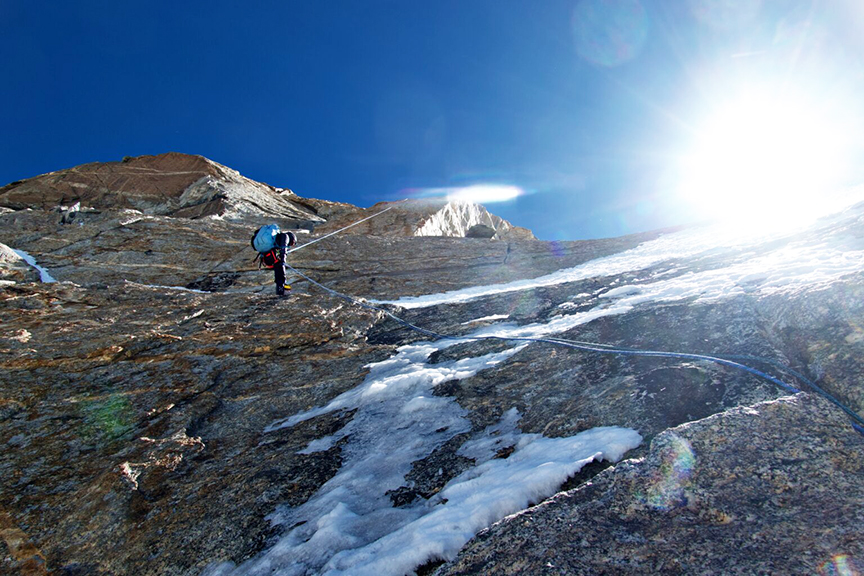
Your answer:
[11,249,57,283]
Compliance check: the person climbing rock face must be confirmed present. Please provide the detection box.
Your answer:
[271,230,297,295]
[251,225,297,296]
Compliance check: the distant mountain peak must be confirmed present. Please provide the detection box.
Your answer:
[0,153,534,239]
[0,152,318,223]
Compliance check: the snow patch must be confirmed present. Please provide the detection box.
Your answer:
[603,285,643,298]
[461,314,510,325]
[321,426,641,576]
[11,249,57,283]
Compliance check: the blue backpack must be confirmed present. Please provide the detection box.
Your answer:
[251,226,297,269]
[251,224,280,253]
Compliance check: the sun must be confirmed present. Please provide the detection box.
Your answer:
[677,86,850,229]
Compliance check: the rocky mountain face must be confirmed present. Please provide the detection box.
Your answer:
[0,153,320,223]
[1,154,863,576]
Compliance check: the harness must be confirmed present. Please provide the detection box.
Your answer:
[254,249,281,269]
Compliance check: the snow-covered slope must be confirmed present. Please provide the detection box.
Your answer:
[0,154,534,240]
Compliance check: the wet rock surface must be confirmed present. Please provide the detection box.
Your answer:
[1,155,863,575]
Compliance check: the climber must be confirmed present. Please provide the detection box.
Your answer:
[57,201,80,224]
[251,225,297,296]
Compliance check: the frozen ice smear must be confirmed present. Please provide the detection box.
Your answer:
[376,223,763,309]
[322,426,641,576]
[134,282,211,294]
[600,238,864,308]
[210,306,642,576]
[461,314,509,325]
[456,407,524,462]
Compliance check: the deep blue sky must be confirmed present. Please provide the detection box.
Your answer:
[3,1,863,239]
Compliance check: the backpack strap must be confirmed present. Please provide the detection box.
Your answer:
[254,249,281,269]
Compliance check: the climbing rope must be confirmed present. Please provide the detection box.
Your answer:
[201,205,396,281]
[523,335,864,430]
[286,206,395,255]
[283,262,864,436]
[717,354,864,429]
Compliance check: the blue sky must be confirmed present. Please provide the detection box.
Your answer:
[3,1,863,240]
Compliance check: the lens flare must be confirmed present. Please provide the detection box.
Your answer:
[83,394,133,440]
[447,184,522,204]
[549,241,566,258]
[819,554,862,576]
[688,0,762,31]
[637,433,696,510]
[505,290,542,317]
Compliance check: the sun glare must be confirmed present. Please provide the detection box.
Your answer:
[678,87,851,230]
[405,184,524,205]
[446,184,523,204]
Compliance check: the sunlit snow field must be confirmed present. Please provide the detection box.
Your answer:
[381,200,864,310]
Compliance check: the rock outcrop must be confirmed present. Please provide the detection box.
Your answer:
[1,155,862,576]
[464,224,497,239]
